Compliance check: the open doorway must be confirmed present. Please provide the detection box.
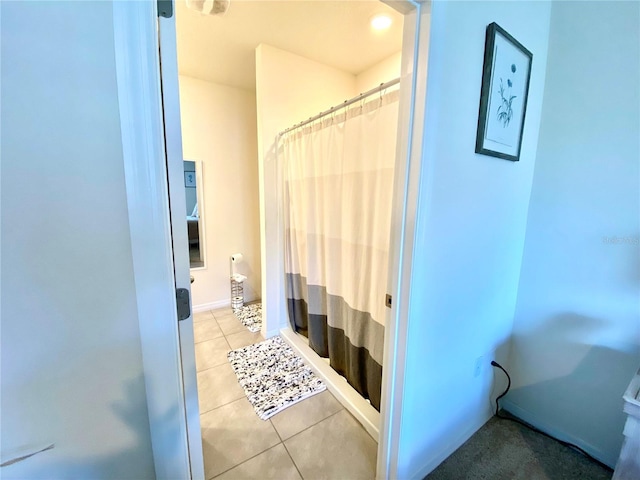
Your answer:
[174,1,407,476]
[115,0,429,478]
[176,0,404,318]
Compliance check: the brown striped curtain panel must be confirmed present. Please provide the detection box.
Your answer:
[281,91,399,410]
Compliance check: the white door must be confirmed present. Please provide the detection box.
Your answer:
[158,6,206,480]
[113,1,204,478]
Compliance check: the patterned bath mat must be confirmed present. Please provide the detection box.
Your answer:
[233,303,262,333]
[227,336,326,420]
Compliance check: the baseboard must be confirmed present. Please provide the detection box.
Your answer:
[264,328,281,339]
[501,399,614,468]
[280,327,380,442]
[192,294,259,313]
[192,299,230,313]
[409,411,493,480]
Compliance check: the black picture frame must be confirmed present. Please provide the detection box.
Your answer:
[475,22,533,162]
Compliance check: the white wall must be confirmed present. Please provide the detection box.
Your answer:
[506,1,640,467]
[255,44,357,336]
[0,1,155,478]
[396,2,552,478]
[178,75,261,308]
[356,51,402,93]
[181,45,399,312]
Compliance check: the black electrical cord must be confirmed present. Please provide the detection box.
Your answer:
[491,360,512,417]
[490,360,613,472]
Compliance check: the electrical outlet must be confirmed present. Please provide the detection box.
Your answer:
[474,355,484,377]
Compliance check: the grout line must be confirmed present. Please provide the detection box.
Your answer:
[198,395,247,417]
[270,418,284,443]
[279,406,344,443]
[208,442,283,480]
[225,330,258,341]
[203,407,347,480]
[195,354,231,373]
[219,334,232,350]
[281,440,305,480]
[200,390,341,478]
[194,333,226,345]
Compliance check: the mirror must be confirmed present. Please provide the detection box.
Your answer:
[184,160,205,269]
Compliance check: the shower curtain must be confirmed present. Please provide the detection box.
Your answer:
[281,89,399,410]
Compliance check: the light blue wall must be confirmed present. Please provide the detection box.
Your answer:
[0,1,155,477]
[506,1,640,467]
[397,2,552,478]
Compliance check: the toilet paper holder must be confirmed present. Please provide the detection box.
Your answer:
[230,253,244,309]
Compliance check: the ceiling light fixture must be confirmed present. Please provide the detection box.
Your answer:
[370,13,392,31]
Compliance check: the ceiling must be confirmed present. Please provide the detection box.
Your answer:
[175,0,404,91]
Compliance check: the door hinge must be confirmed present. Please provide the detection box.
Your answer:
[158,0,173,18]
[176,288,191,321]
[385,294,392,308]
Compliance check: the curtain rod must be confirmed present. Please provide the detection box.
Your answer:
[278,77,401,137]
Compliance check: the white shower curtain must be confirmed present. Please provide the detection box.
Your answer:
[281,89,399,410]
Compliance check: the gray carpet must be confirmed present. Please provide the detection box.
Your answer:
[426,415,613,480]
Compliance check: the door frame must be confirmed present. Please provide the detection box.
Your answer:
[113,2,203,479]
[113,1,431,478]
[377,2,430,478]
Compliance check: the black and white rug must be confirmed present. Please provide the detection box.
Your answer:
[233,303,262,333]
[227,336,326,420]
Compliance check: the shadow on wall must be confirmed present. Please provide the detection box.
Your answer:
[505,312,640,467]
[2,375,157,480]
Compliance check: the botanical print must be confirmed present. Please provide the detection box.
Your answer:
[484,34,528,151]
[476,22,532,160]
[497,63,517,127]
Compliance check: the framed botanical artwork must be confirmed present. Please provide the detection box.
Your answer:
[475,22,533,162]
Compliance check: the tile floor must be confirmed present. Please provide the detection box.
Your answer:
[193,306,378,480]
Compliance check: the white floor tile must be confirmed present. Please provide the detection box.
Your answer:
[197,363,245,414]
[285,410,377,480]
[214,444,301,480]
[195,337,230,372]
[201,398,280,479]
